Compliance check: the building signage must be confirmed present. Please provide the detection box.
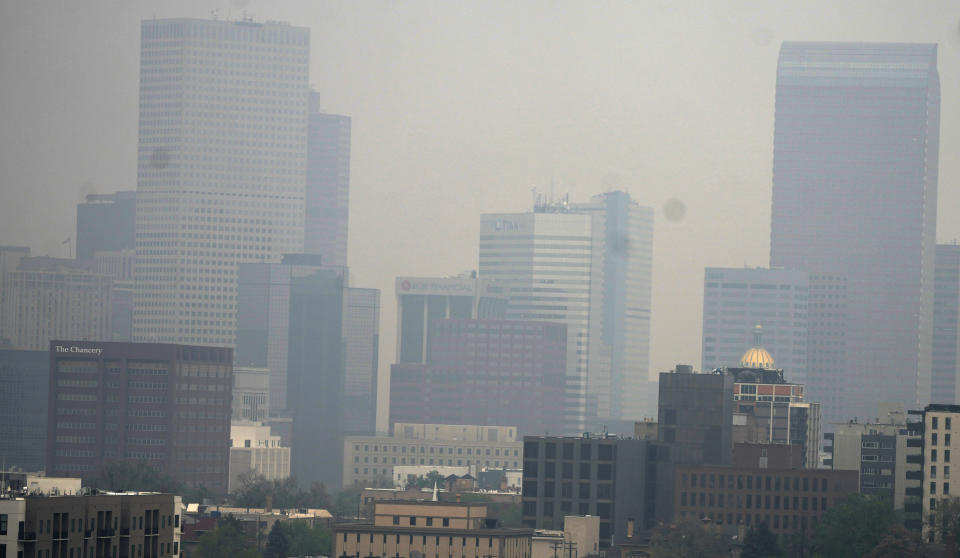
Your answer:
[397,278,476,296]
[54,345,103,356]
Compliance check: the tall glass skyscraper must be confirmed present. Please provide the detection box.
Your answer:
[480,191,654,432]
[770,43,940,422]
[305,91,351,268]
[134,19,310,346]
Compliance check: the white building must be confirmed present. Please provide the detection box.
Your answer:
[701,267,809,384]
[232,367,270,421]
[229,421,291,493]
[480,191,654,431]
[343,424,521,488]
[134,18,310,346]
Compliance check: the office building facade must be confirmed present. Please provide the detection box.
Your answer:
[770,42,940,422]
[305,92,351,267]
[76,191,136,262]
[657,366,734,466]
[520,436,661,550]
[1,258,113,351]
[701,267,808,383]
[0,350,49,471]
[390,319,566,436]
[134,18,310,346]
[46,340,233,493]
[933,244,960,405]
[344,424,522,488]
[229,421,291,493]
[396,276,509,364]
[911,404,960,540]
[823,405,920,510]
[1,492,182,558]
[231,367,270,422]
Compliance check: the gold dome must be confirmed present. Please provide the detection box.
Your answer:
[740,347,775,369]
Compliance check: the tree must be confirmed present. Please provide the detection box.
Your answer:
[809,494,900,558]
[648,518,733,558]
[332,487,364,520]
[84,460,184,494]
[862,526,929,558]
[406,470,445,490]
[194,519,259,558]
[231,474,331,510]
[283,521,332,557]
[740,522,781,558]
[263,521,289,558]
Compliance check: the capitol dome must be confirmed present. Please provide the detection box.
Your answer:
[740,346,776,369]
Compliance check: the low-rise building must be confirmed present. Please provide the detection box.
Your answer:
[0,491,181,558]
[823,404,920,510]
[334,501,532,558]
[910,403,960,541]
[531,515,600,558]
[344,424,522,488]
[673,444,858,536]
[228,421,291,493]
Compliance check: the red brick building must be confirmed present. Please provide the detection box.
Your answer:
[390,319,566,435]
[47,340,232,493]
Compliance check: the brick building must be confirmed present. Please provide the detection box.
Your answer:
[46,340,232,494]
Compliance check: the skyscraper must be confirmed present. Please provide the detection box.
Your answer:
[701,267,808,383]
[932,244,960,404]
[305,92,351,267]
[479,191,653,432]
[76,191,136,262]
[134,19,310,346]
[770,42,940,421]
[236,256,380,486]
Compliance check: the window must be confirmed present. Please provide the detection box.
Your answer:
[409,517,416,526]
[442,518,449,527]
[933,433,938,445]
[933,450,939,463]
[948,434,953,446]
[948,417,953,430]
[931,482,937,495]
[947,450,952,463]
[426,518,433,526]
[946,483,952,495]
[933,417,939,429]
[392,516,399,525]
[0,514,6,535]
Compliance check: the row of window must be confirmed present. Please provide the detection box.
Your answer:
[681,472,829,492]
[680,491,828,512]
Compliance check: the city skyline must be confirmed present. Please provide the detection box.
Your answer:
[3,3,960,433]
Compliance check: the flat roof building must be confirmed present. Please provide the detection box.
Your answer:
[46,341,232,494]
[0,349,49,471]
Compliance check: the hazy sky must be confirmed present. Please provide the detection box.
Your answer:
[2,1,958,429]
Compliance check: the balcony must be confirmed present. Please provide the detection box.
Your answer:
[905,487,922,497]
[906,455,922,464]
[907,438,923,447]
[18,531,37,542]
[98,528,115,538]
[53,531,68,540]
[906,471,923,480]
[120,528,130,537]
[904,502,922,514]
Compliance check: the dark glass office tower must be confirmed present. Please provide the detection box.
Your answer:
[932,244,960,404]
[770,43,940,423]
[305,92,351,268]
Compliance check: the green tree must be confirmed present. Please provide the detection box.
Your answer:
[84,460,184,494]
[332,487,364,519]
[862,525,929,558]
[740,522,781,558]
[809,494,900,558]
[406,470,445,490]
[195,520,259,558]
[232,475,331,510]
[648,517,733,557]
[263,521,289,558]
[283,521,332,557]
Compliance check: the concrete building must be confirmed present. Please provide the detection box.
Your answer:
[344,424,522,488]
[1,258,113,351]
[46,340,232,494]
[674,455,858,536]
[93,249,136,342]
[236,257,380,487]
[334,501,533,558]
[0,492,181,558]
[306,93,351,268]
[396,275,509,364]
[228,421,291,493]
[910,404,960,540]
[701,268,808,384]
[531,515,601,558]
[933,244,960,405]
[231,367,270,422]
[1,473,81,496]
[823,404,920,510]
[0,350,48,471]
[390,319,567,436]
[134,18,310,346]
[520,436,663,550]
[480,192,654,432]
[770,42,940,424]
[728,356,821,469]
[76,191,136,262]
[657,365,733,466]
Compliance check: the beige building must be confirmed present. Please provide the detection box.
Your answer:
[1,257,112,350]
[232,367,271,422]
[344,424,522,488]
[532,516,600,558]
[914,404,960,541]
[0,492,181,558]
[229,421,291,493]
[335,501,532,558]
